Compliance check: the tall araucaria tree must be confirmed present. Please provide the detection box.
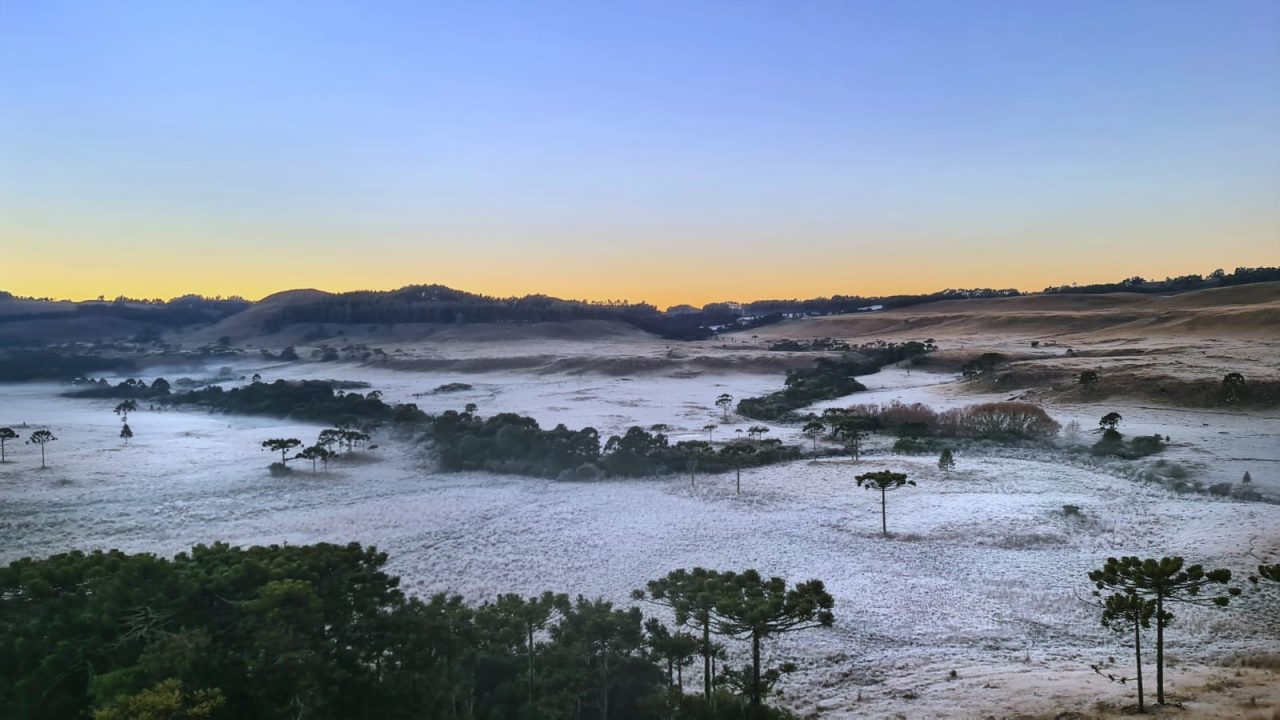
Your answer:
[0,427,16,462]
[260,438,302,465]
[26,429,57,468]
[1089,557,1238,705]
[855,470,916,537]
[709,570,835,708]
[635,568,729,703]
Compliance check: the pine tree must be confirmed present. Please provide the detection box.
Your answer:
[938,448,955,473]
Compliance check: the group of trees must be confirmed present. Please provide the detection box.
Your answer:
[1086,555,1276,712]
[1043,266,1280,295]
[0,427,58,468]
[0,543,830,719]
[1090,413,1167,459]
[164,379,428,426]
[261,424,374,472]
[736,343,932,421]
[429,409,801,483]
[635,569,834,708]
[68,377,172,400]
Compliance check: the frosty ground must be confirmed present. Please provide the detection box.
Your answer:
[1,358,1277,718]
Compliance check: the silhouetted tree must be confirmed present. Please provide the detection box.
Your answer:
[0,427,16,462]
[711,570,835,707]
[855,470,916,536]
[637,568,729,703]
[1095,591,1155,712]
[802,418,825,458]
[1089,557,1238,705]
[26,429,57,468]
[260,438,302,465]
[720,443,756,494]
[1099,412,1122,431]
[703,423,717,442]
[114,399,138,421]
[715,393,733,421]
[1079,370,1099,389]
[120,423,133,445]
[297,444,333,472]
[1242,471,1252,484]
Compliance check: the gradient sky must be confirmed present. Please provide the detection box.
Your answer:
[2,0,1277,306]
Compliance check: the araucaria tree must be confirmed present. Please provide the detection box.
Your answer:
[1094,591,1156,712]
[720,443,755,494]
[114,399,138,421]
[0,427,16,462]
[802,417,825,458]
[636,568,728,703]
[710,570,835,707]
[491,592,570,708]
[1099,412,1122,432]
[260,438,302,465]
[855,470,916,536]
[1089,557,1238,705]
[836,420,868,462]
[715,393,733,421]
[26,429,57,468]
[297,444,333,472]
[120,423,133,446]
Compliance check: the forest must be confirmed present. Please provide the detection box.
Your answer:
[0,543,830,719]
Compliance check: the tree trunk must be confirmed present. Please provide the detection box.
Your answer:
[881,488,888,536]
[1134,617,1145,713]
[528,625,535,709]
[1155,594,1165,705]
[40,443,46,468]
[677,661,683,693]
[736,464,741,494]
[751,630,762,707]
[702,621,712,701]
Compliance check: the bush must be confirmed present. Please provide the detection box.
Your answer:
[268,462,292,477]
[935,402,1059,440]
[893,438,932,454]
[1208,482,1233,497]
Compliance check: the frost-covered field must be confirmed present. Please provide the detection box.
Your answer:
[1,361,1277,717]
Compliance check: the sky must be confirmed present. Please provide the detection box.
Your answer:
[1,0,1277,307]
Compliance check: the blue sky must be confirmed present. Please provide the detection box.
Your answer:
[2,0,1277,303]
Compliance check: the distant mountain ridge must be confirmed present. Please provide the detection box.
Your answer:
[2,266,1277,344]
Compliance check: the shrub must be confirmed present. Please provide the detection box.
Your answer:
[1208,482,1233,497]
[880,401,940,434]
[268,462,292,477]
[893,438,931,454]
[935,402,1060,440]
